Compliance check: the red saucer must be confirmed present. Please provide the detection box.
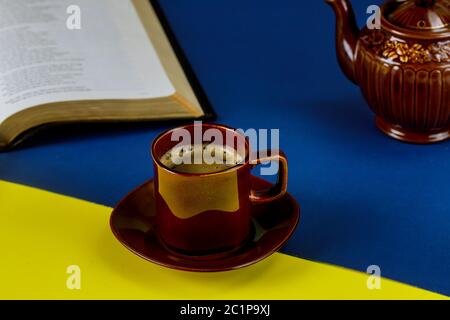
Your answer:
[110,176,300,272]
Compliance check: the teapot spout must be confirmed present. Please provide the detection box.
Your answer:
[325,0,359,84]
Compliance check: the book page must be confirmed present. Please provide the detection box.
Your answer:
[0,0,175,124]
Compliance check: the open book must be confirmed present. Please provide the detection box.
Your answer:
[0,0,213,150]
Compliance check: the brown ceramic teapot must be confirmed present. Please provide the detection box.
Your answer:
[326,0,450,143]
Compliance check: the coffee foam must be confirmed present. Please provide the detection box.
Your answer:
[160,143,244,169]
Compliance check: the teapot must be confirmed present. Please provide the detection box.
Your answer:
[326,0,450,143]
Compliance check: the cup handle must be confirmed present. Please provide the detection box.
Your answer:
[249,150,288,204]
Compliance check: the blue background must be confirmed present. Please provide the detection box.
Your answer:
[1,0,449,295]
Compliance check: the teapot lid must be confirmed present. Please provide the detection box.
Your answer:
[384,0,449,32]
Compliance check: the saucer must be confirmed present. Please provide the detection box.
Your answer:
[110,176,300,272]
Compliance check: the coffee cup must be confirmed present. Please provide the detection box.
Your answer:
[151,123,288,255]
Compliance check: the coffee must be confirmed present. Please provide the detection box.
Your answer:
[152,123,288,255]
[160,143,243,174]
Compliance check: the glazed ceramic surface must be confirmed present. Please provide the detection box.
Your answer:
[109,177,300,272]
[327,0,450,143]
[151,123,288,255]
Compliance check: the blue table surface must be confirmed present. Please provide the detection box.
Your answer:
[1,0,449,295]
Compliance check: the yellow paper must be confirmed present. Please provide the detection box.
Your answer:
[0,180,447,300]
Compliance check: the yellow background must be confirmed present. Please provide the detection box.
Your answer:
[0,180,447,299]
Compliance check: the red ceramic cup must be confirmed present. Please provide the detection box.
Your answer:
[151,123,288,255]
